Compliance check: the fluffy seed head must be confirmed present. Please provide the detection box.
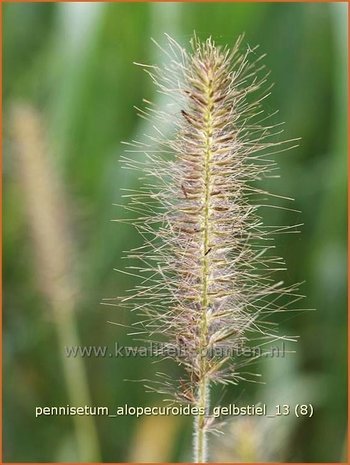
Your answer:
[117,35,300,406]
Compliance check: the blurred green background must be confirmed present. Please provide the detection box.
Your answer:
[3,2,347,462]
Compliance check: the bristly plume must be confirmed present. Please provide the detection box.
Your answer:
[115,34,302,462]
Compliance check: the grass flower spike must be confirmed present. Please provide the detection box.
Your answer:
[118,34,300,462]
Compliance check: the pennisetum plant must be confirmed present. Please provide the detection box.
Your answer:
[116,34,301,463]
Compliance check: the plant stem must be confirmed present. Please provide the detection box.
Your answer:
[194,376,209,462]
[194,70,214,463]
